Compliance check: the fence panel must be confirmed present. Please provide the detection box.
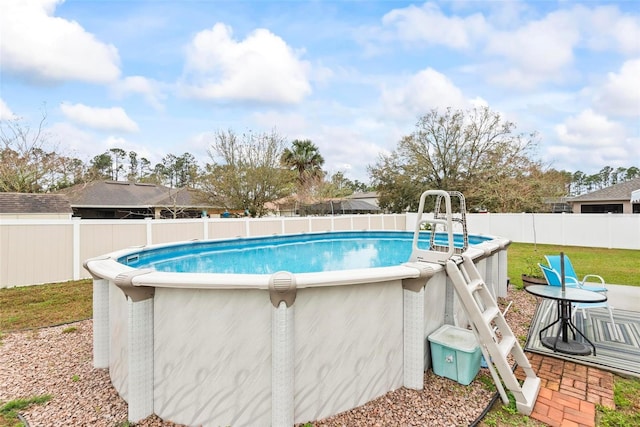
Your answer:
[79,221,147,264]
[152,220,203,245]
[1,222,74,286]
[209,219,247,239]
[465,213,640,250]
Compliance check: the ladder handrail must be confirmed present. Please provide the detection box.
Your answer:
[409,190,466,264]
[412,190,454,259]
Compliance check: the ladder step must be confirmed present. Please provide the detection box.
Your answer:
[497,335,517,358]
[468,279,483,293]
[516,376,541,416]
[482,306,500,324]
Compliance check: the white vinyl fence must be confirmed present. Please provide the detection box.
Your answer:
[1,213,639,288]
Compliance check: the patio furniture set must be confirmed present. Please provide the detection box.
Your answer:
[526,253,619,356]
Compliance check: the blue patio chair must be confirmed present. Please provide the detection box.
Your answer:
[544,254,607,293]
[538,264,619,341]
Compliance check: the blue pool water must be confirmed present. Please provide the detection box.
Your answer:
[119,231,490,274]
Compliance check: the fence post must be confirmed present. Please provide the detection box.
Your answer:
[203,217,209,240]
[145,218,153,246]
[73,217,81,280]
[608,212,613,249]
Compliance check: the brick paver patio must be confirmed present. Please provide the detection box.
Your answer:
[515,353,614,427]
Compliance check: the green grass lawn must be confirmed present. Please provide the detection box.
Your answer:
[507,243,640,289]
[0,279,92,332]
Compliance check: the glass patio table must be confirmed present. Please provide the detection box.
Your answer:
[525,285,607,355]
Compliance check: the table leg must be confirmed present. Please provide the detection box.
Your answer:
[539,300,561,339]
[540,300,595,356]
[566,311,598,356]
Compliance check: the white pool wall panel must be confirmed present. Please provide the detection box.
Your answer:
[292,281,403,423]
[109,280,129,400]
[128,297,154,421]
[153,288,272,426]
[403,286,425,389]
[93,278,110,368]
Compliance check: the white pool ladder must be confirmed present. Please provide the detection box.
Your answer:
[410,190,540,415]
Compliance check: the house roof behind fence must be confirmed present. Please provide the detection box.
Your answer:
[58,181,210,208]
[569,177,640,202]
[0,193,72,214]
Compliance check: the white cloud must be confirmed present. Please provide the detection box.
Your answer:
[182,132,213,164]
[60,103,139,133]
[580,5,640,56]
[593,59,640,118]
[366,3,639,93]
[381,68,470,119]
[313,124,384,182]
[484,10,580,89]
[483,5,639,90]
[555,109,625,147]
[0,0,120,83]
[111,76,166,111]
[50,122,166,166]
[252,111,308,136]
[0,99,17,120]
[180,23,312,104]
[551,109,638,171]
[48,122,96,159]
[380,2,488,50]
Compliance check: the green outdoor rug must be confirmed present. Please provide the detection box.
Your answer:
[525,299,640,377]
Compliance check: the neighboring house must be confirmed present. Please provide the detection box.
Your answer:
[347,191,379,208]
[542,197,573,213]
[568,177,640,214]
[58,181,221,219]
[0,193,73,219]
[300,198,381,215]
[264,196,298,217]
[266,192,381,217]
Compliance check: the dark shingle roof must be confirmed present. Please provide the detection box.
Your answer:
[58,181,209,208]
[569,177,640,202]
[347,191,378,200]
[0,193,72,214]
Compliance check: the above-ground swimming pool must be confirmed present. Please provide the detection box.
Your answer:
[85,229,510,427]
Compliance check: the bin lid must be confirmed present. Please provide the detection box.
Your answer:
[428,324,479,352]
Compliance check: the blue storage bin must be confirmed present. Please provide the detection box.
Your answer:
[428,325,481,385]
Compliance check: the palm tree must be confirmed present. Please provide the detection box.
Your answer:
[281,139,325,203]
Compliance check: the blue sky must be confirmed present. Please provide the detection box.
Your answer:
[1,0,638,183]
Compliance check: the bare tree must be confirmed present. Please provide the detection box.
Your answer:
[202,129,293,217]
[0,112,62,192]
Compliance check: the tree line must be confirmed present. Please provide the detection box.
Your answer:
[0,114,370,216]
[1,108,637,216]
[570,167,639,196]
[368,106,638,213]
